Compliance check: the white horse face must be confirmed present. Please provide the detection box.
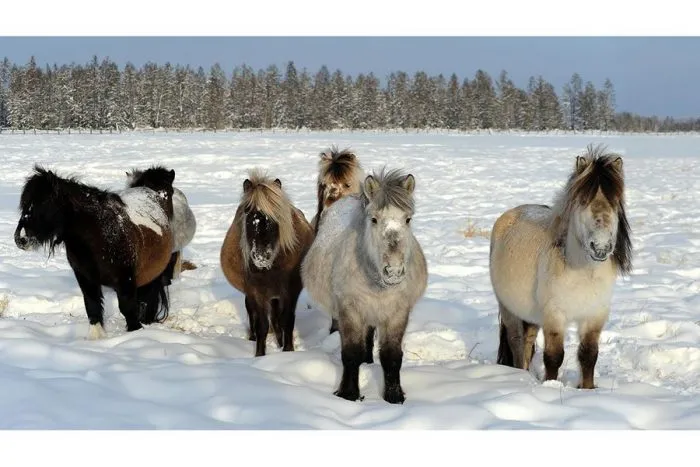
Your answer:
[573,190,619,263]
[362,174,416,286]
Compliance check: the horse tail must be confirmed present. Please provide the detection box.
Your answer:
[496,309,514,367]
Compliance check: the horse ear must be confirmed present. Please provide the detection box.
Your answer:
[320,151,333,161]
[243,179,252,193]
[576,156,589,173]
[612,157,623,171]
[401,174,415,194]
[274,178,282,188]
[168,169,175,184]
[363,175,380,201]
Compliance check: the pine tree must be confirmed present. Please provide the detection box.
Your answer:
[579,81,598,130]
[386,71,410,128]
[596,78,616,131]
[444,73,461,129]
[562,72,583,130]
[311,65,332,129]
[473,70,497,129]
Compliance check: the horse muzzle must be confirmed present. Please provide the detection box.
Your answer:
[589,242,613,262]
[14,225,35,251]
[382,265,406,285]
[250,249,275,270]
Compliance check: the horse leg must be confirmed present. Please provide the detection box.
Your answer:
[378,310,409,404]
[542,312,565,382]
[116,279,143,332]
[523,321,540,371]
[334,311,365,402]
[497,302,520,367]
[244,296,257,341]
[329,318,339,334]
[173,251,183,280]
[281,288,300,352]
[253,299,269,357]
[161,252,178,287]
[73,269,106,340]
[270,298,284,348]
[577,315,606,389]
[364,326,375,364]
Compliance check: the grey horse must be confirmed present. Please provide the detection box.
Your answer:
[302,168,428,404]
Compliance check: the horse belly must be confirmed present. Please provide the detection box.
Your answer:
[489,208,546,326]
[135,230,173,287]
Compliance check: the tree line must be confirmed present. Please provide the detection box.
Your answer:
[0,55,697,133]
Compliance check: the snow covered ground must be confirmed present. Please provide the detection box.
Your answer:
[0,130,699,429]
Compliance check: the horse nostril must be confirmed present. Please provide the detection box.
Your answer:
[590,241,596,250]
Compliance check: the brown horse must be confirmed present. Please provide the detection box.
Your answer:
[489,144,632,389]
[220,169,315,356]
[310,146,364,233]
[14,165,176,339]
[310,146,364,334]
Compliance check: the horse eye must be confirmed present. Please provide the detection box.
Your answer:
[371,217,378,224]
[345,183,351,188]
[406,218,412,225]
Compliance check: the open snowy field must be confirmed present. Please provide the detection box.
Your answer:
[0,130,699,430]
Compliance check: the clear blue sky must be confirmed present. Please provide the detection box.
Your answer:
[0,37,697,118]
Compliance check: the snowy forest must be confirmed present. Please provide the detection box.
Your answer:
[0,55,697,133]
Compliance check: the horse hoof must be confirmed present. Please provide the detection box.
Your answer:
[333,389,363,402]
[577,383,598,390]
[383,386,406,404]
[87,323,106,340]
[126,323,143,332]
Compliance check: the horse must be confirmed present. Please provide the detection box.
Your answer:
[310,146,364,232]
[301,168,428,404]
[489,144,632,389]
[220,169,315,357]
[14,165,176,339]
[310,146,364,334]
[126,167,198,282]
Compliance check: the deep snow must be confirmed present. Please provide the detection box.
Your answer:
[1,130,699,429]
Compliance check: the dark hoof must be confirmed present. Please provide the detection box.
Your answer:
[126,323,143,332]
[577,383,598,390]
[383,386,406,404]
[282,345,294,352]
[334,389,364,402]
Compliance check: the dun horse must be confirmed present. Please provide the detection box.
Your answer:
[489,144,632,389]
[220,169,314,357]
[310,146,364,334]
[302,168,428,404]
[14,165,176,339]
[127,167,198,281]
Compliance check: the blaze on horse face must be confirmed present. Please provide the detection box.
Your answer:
[243,178,282,271]
[15,168,65,252]
[362,173,416,286]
